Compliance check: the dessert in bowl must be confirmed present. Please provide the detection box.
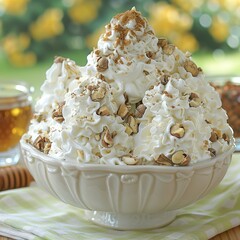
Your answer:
[21,141,234,230]
[21,8,235,230]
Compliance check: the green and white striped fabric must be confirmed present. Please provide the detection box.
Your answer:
[0,154,240,240]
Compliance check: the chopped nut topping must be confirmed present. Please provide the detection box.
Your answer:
[65,62,79,76]
[163,91,173,98]
[123,92,129,103]
[162,44,175,55]
[143,70,149,75]
[44,142,51,154]
[34,114,45,123]
[172,151,190,166]
[90,86,106,102]
[157,38,168,48]
[87,85,97,91]
[214,128,222,138]
[114,8,145,31]
[94,134,101,141]
[54,56,66,63]
[33,136,51,154]
[52,102,65,123]
[94,49,101,56]
[101,127,114,148]
[124,123,133,135]
[77,150,84,159]
[112,131,117,138]
[155,154,173,166]
[189,92,198,99]
[135,104,146,118]
[160,75,169,85]
[117,104,129,118]
[33,136,44,151]
[97,73,106,81]
[210,130,218,142]
[210,128,222,142]
[222,133,230,144]
[137,55,145,60]
[96,57,108,72]
[95,152,102,158]
[146,59,151,64]
[146,51,156,59]
[208,148,216,157]
[122,156,138,165]
[170,123,185,138]
[26,137,32,144]
[96,73,113,83]
[113,25,132,49]
[184,60,199,77]
[52,116,64,123]
[189,93,201,107]
[97,106,111,116]
[175,54,180,61]
[128,115,138,134]
[203,140,209,148]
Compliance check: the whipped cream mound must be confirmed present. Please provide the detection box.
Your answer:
[25,8,233,166]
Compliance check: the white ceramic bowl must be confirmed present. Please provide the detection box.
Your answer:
[20,140,235,230]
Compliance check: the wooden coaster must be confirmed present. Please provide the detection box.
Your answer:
[5,167,15,190]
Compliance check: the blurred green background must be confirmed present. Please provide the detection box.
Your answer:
[1,0,240,99]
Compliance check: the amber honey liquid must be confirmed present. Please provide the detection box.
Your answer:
[0,83,32,152]
[0,105,32,152]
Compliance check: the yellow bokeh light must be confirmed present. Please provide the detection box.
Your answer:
[2,0,29,14]
[173,33,199,52]
[29,8,64,41]
[209,16,229,42]
[149,2,193,38]
[11,108,21,116]
[68,1,100,24]
[173,0,204,13]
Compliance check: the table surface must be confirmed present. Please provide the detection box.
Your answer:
[1,225,240,240]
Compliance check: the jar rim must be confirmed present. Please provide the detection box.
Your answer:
[0,80,34,108]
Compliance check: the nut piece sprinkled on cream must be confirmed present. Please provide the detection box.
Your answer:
[24,7,233,166]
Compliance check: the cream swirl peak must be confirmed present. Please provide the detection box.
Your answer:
[25,8,233,166]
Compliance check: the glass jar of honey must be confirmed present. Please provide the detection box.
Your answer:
[0,81,33,166]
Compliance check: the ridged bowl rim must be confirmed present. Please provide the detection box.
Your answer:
[20,139,236,174]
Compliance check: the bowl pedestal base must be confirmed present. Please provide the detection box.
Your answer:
[85,210,176,230]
